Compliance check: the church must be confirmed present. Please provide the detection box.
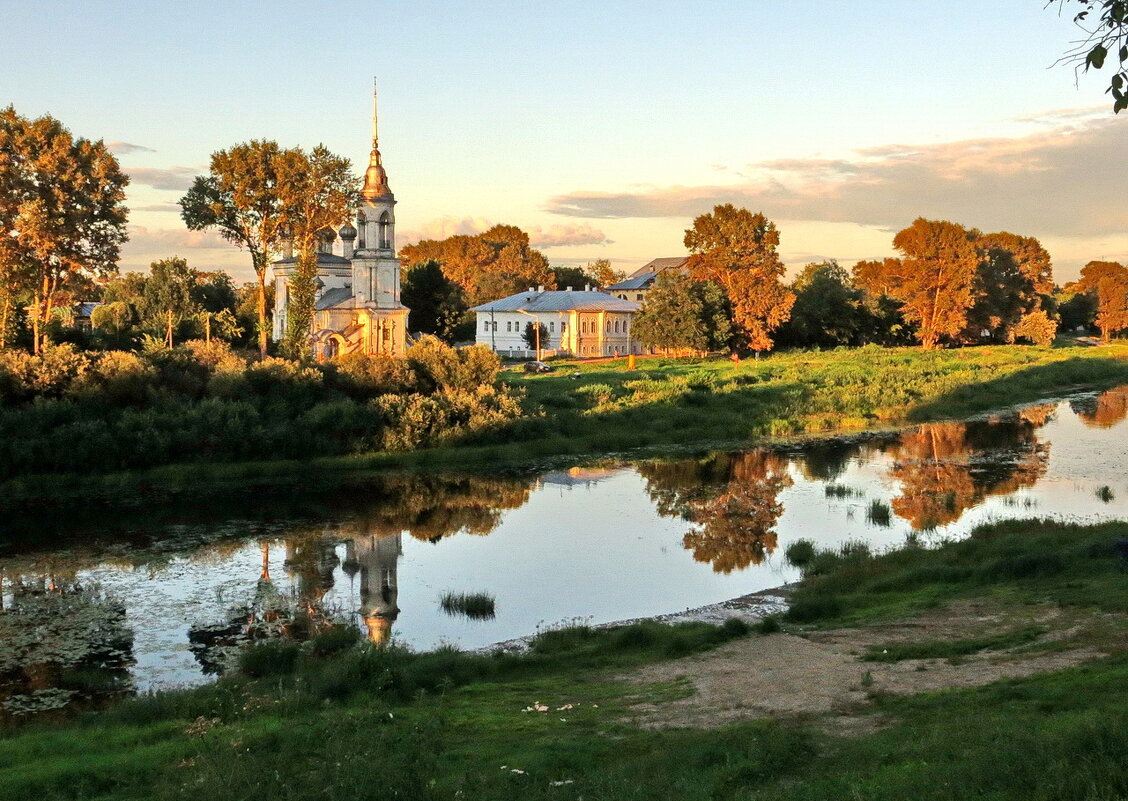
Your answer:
[271,87,410,359]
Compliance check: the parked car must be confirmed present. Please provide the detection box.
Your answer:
[524,361,553,374]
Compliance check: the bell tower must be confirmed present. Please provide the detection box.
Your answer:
[352,79,402,309]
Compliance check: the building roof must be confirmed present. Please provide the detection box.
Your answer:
[275,253,352,266]
[627,256,690,279]
[606,272,657,291]
[471,290,640,313]
[74,301,103,318]
[315,287,354,311]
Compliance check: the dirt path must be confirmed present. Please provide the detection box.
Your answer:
[624,599,1112,732]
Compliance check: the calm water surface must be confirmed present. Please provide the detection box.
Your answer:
[4,387,1128,704]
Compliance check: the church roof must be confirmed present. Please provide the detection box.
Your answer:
[471,290,640,313]
[275,253,351,266]
[315,287,354,310]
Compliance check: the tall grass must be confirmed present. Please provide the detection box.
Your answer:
[439,591,496,620]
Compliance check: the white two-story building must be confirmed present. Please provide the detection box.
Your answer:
[471,288,641,358]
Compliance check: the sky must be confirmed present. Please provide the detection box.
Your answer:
[2,0,1125,284]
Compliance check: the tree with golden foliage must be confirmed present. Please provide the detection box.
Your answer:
[1073,260,1128,340]
[275,145,359,359]
[399,224,554,306]
[180,140,288,358]
[854,218,980,349]
[683,204,794,352]
[0,107,129,353]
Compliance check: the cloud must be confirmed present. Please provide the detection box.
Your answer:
[107,141,156,155]
[546,117,1127,239]
[125,166,198,191]
[398,215,494,245]
[130,202,181,213]
[124,225,228,252]
[527,223,609,248]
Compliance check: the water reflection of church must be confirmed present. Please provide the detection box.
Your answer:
[342,533,401,644]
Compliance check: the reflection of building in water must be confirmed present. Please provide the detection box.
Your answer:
[343,533,402,644]
[538,466,625,489]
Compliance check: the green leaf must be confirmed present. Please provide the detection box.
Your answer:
[1089,44,1108,69]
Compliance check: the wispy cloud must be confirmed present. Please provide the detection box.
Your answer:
[125,166,198,191]
[107,141,156,155]
[130,202,182,213]
[398,216,609,249]
[528,223,608,248]
[125,225,227,252]
[547,117,1126,239]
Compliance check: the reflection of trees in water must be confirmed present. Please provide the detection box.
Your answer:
[640,452,793,573]
[349,473,532,542]
[887,417,1049,530]
[0,573,134,718]
[1071,386,1128,429]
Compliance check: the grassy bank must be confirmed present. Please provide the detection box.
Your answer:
[4,341,1128,515]
[3,518,1127,800]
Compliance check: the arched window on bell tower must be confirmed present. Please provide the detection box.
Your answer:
[378,211,392,250]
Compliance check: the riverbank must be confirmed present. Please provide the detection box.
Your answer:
[3,518,1126,800]
[4,341,1128,516]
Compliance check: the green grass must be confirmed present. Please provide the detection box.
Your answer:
[440,591,497,620]
[784,518,1128,628]
[3,520,1128,800]
[862,625,1047,662]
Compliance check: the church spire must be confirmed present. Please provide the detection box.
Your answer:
[362,78,391,200]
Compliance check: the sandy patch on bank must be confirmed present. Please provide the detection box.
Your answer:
[624,600,1112,731]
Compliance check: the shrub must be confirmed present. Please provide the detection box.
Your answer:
[784,595,843,623]
[309,624,361,657]
[238,639,300,678]
[756,615,782,634]
[785,539,817,568]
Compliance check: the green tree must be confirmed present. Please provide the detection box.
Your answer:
[0,106,129,353]
[180,140,287,357]
[143,256,199,345]
[401,260,469,341]
[584,258,624,288]
[521,320,548,352]
[632,271,731,354]
[276,145,360,359]
[1074,260,1128,340]
[777,261,866,348]
[683,204,794,352]
[551,265,589,290]
[1052,0,1128,112]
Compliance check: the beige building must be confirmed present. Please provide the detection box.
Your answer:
[606,256,690,305]
[471,288,641,358]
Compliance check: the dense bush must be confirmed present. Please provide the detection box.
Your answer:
[0,336,521,478]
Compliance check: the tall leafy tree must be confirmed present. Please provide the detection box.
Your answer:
[0,106,129,353]
[180,140,287,357]
[683,204,794,352]
[854,218,980,349]
[1074,260,1128,340]
[401,260,468,341]
[584,258,624,288]
[632,271,731,354]
[399,224,555,305]
[276,145,359,359]
[777,261,866,348]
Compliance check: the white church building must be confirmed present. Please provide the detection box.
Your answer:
[271,87,409,359]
